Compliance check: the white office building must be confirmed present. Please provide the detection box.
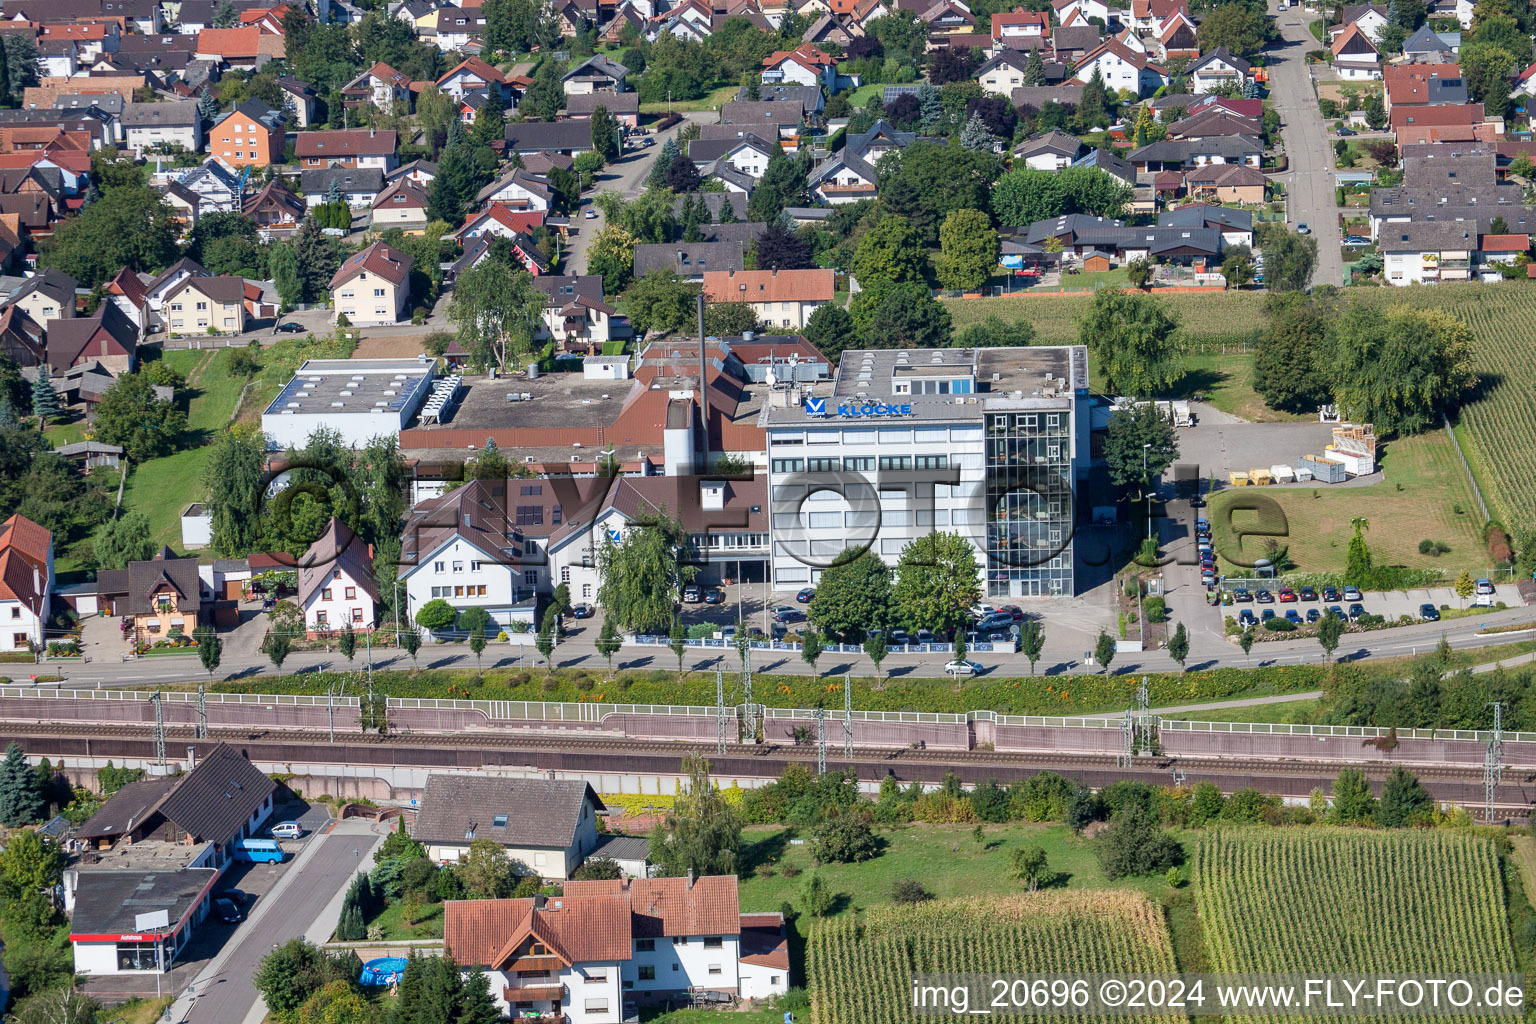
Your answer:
[761,345,1089,599]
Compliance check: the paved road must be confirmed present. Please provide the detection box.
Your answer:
[566,111,717,276]
[1267,3,1345,287]
[175,820,380,1024]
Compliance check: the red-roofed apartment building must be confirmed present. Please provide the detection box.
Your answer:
[702,268,834,328]
[1391,103,1498,146]
[329,240,412,325]
[0,513,52,653]
[991,7,1050,46]
[444,874,788,1020]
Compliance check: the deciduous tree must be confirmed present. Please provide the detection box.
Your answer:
[808,548,892,642]
[651,754,741,877]
[1104,401,1180,488]
[1322,303,1477,434]
[1076,289,1184,396]
[934,208,998,291]
[892,532,979,638]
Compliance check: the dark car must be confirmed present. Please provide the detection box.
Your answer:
[977,611,1015,633]
[796,588,816,603]
[1306,608,1321,623]
[887,628,909,646]
[1300,586,1318,601]
[1420,603,1440,621]
[215,888,251,906]
[1285,609,1302,624]
[1347,603,1366,621]
[772,606,805,624]
[213,897,243,924]
[274,321,307,334]
[1238,609,1257,626]
[1233,588,1253,603]
[702,588,724,604]
[915,628,937,644]
[1255,589,1275,604]
[1326,604,1346,621]
[1261,608,1276,621]
[1322,586,1341,602]
[570,603,594,618]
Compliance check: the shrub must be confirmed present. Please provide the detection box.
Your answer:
[1143,596,1166,623]
[1096,804,1183,880]
[810,815,881,863]
[1418,539,1436,555]
[891,878,933,904]
[1488,526,1513,564]
[1262,618,1296,631]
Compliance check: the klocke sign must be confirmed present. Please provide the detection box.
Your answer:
[804,396,914,418]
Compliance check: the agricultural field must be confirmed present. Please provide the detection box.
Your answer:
[942,291,1269,348]
[807,892,1181,1024]
[1195,830,1516,1017]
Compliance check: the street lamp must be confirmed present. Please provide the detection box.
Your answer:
[1143,443,1152,539]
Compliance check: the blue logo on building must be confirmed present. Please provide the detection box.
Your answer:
[804,396,827,417]
[606,526,623,543]
[804,396,913,419]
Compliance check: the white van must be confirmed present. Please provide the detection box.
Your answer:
[270,822,303,839]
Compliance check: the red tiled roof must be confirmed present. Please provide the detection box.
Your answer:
[196,26,262,57]
[1383,63,1461,105]
[329,239,412,289]
[1390,103,1483,128]
[104,267,146,307]
[564,875,741,938]
[1481,233,1529,250]
[438,55,507,86]
[446,895,635,968]
[702,268,834,304]
[295,129,398,158]
[0,513,50,613]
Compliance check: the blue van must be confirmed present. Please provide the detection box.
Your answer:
[234,838,284,863]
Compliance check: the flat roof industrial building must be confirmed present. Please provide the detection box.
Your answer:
[261,357,435,449]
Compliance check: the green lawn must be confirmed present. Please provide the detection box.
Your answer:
[640,1008,785,1024]
[361,899,445,941]
[1159,698,1322,723]
[1209,431,1486,577]
[639,84,739,115]
[1162,352,1308,423]
[846,82,885,109]
[42,415,88,447]
[181,348,255,440]
[117,446,215,553]
[738,822,1180,920]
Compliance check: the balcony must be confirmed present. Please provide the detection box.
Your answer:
[503,983,565,1002]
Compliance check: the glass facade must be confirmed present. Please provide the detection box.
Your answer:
[984,410,1074,598]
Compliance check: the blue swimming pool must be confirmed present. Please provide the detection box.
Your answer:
[359,957,408,986]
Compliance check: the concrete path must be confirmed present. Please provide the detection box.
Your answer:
[1266,2,1346,287]
[1081,689,1325,719]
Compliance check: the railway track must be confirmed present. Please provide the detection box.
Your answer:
[2,720,1519,785]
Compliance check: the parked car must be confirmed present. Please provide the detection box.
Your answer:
[887,628,909,646]
[969,603,997,619]
[915,628,937,644]
[584,209,598,219]
[1285,609,1303,624]
[1238,609,1258,626]
[796,588,816,603]
[702,588,724,604]
[1347,603,1366,621]
[1261,608,1276,621]
[1255,589,1275,604]
[1297,221,1311,234]
[1201,569,1218,586]
[943,659,981,677]
[1300,586,1318,601]
[1306,608,1321,623]
[270,822,303,839]
[213,898,243,924]
[570,603,594,618]
[274,321,307,334]
[976,611,1015,633]
[1420,603,1440,621]
[1000,605,1025,621]
[1233,588,1253,603]
[682,584,701,603]
[772,606,804,623]
[1475,578,1495,595]
[1322,586,1341,602]
[1326,604,1346,621]
[1278,588,1297,602]
[1343,585,1363,601]
[215,888,251,906]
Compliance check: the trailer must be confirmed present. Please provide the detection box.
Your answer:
[1228,471,1250,486]
[1249,467,1273,485]
[1299,454,1346,483]
[1269,464,1295,484]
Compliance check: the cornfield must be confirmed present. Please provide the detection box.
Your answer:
[807,892,1181,1024]
[944,283,1536,530]
[1195,829,1516,1024]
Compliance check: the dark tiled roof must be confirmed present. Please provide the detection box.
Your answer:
[297,517,379,606]
[413,774,604,849]
[77,743,274,844]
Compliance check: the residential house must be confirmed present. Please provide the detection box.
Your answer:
[1334,2,1388,42]
[1391,103,1495,145]
[342,61,415,110]
[7,267,76,323]
[297,517,377,636]
[0,513,51,654]
[533,274,615,352]
[1051,23,1102,64]
[991,7,1050,47]
[562,54,628,95]
[807,150,878,204]
[1401,23,1455,61]
[752,83,825,119]
[208,99,284,167]
[1480,232,1528,265]
[635,240,747,281]
[1330,22,1382,80]
[975,50,1036,97]
[389,158,439,186]
[1166,107,1261,138]
[1053,0,1111,26]
[177,159,244,213]
[1186,47,1252,93]
[1382,63,1466,114]
[761,43,836,88]
[1126,134,1263,170]
[161,275,248,335]
[1011,83,1083,108]
[444,875,789,1021]
[193,26,280,69]
[437,56,514,104]
[102,268,148,333]
[687,133,775,178]
[719,100,805,138]
[432,5,488,50]
[0,304,46,366]
[242,178,306,235]
[94,546,207,641]
[702,268,833,328]
[371,179,429,230]
[295,129,399,171]
[449,232,550,279]
[1156,8,1199,59]
[503,120,594,156]
[1158,203,1254,246]
[1013,129,1085,169]
[1181,162,1266,203]
[142,257,208,328]
[46,302,138,372]
[453,203,547,245]
[300,167,385,208]
[1073,39,1168,95]
[1381,219,1475,284]
[1072,147,1137,188]
[415,774,606,871]
[564,92,640,127]
[120,100,203,154]
[475,169,554,211]
[277,75,317,126]
[329,239,412,325]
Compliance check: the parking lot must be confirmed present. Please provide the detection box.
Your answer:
[1220,579,1521,628]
